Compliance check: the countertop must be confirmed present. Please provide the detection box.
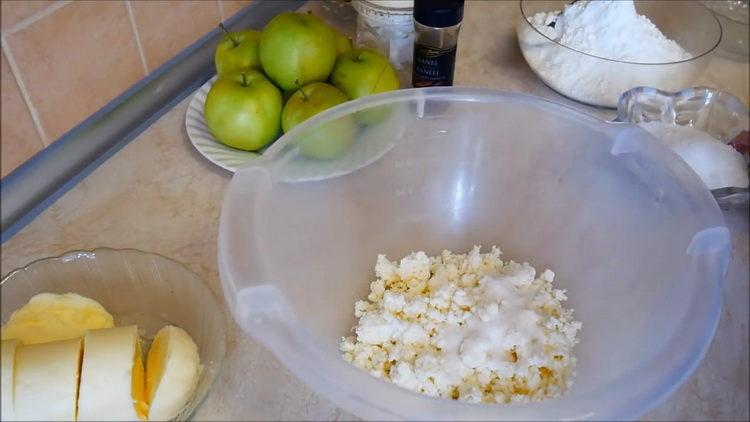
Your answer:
[1,2,748,420]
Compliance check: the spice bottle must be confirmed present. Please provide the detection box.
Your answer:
[412,0,464,87]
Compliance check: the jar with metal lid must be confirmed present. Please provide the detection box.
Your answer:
[352,0,415,87]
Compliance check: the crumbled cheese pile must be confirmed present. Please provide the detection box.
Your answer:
[340,246,582,404]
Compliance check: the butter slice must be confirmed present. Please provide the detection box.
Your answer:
[14,338,82,421]
[1,293,114,345]
[146,326,201,421]
[78,326,148,421]
[1,339,19,421]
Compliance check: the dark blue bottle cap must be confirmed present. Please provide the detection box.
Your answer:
[414,0,465,28]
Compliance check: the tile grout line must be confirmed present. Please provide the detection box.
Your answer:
[0,0,71,38]
[124,0,149,76]
[218,0,226,21]
[1,37,49,147]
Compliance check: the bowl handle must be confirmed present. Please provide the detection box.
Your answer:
[218,166,272,314]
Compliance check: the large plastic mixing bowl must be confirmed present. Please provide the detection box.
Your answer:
[218,88,730,420]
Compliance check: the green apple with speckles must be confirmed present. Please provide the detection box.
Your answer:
[204,68,282,151]
[330,26,352,58]
[330,48,399,123]
[214,26,262,76]
[282,82,357,160]
[259,12,337,92]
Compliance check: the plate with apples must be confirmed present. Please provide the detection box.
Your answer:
[186,12,401,176]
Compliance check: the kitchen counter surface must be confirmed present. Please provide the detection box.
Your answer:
[1,2,747,420]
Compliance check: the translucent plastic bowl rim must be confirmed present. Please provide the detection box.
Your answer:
[223,87,726,421]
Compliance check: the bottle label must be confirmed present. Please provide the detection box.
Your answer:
[412,44,457,87]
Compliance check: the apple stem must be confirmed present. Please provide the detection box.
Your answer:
[300,86,308,100]
[219,23,239,47]
[241,72,248,87]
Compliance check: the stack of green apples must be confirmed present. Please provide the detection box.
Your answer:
[205,12,400,160]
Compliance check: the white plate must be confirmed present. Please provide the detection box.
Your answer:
[185,76,261,172]
[186,76,403,180]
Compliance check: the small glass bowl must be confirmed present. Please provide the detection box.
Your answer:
[702,0,749,60]
[615,86,749,204]
[517,0,722,108]
[1,248,226,421]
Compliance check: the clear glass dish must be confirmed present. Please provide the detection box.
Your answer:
[219,87,730,420]
[517,0,722,108]
[615,86,749,205]
[352,0,415,87]
[702,0,749,60]
[1,248,226,421]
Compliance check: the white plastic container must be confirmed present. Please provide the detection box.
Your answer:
[218,88,729,420]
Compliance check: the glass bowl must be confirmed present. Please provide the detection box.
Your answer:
[1,248,226,421]
[703,0,749,60]
[615,86,749,204]
[218,87,730,420]
[517,0,722,108]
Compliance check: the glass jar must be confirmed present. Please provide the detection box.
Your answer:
[352,0,415,87]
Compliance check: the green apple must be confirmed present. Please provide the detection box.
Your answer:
[330,48,399,123]
[330,48,399,99]
[214,25,261,76]
[281,82,357,160]
[204,68,282,151]
[259,12,337,92]
[330,27,352,58]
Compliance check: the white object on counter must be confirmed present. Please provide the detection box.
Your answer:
[531,0,690,63]
[640,122,749,190]
[341,247,581,404]
[518,0,694,107]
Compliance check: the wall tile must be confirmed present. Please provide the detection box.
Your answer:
[220,0,251,21]
[1,53,43,178]
[6,1,145,142]
[131,0,221,72]
[0,0,55,32]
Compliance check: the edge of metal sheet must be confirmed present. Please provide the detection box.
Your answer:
[0,0,304,244]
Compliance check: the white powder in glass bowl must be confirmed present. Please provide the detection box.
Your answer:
[340,246,581,404]
[518,0,693,107]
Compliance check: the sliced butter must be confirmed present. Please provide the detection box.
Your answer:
[14,338,82,421]
[1,293,114,345]
[78,326,148,421]
[1,339,19,421]
[146,326,201,421]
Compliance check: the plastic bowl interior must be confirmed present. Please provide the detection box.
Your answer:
[1,248,226,421]
[517,0,722,108]
[219,88,730,420]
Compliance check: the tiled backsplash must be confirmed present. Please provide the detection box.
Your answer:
[0,0,250,178]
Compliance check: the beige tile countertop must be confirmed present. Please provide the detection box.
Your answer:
[1,2,748,421]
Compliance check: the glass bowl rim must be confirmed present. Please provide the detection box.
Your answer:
[518,0,723,66]
[0,246,227,421]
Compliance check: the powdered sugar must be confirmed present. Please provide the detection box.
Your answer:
[518,0,696,107]
[531,0,691,63]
